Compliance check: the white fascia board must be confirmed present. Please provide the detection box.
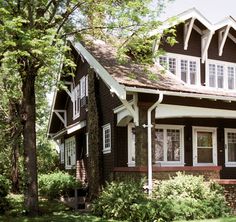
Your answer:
[72,41,126,100]
[214,17,236,31]
[125,86,236,103]
[156,104,236,119]
[67,120,86,134]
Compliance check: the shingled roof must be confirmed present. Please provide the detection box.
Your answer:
[82,38,236,99]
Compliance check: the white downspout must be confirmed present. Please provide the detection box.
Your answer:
[143,92,163,195]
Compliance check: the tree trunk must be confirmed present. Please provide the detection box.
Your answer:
[87,68,102,199]
[21,74,38,216]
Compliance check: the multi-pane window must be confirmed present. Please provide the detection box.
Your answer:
[65,136,76,169]
[207,60,236,90]
[102,124,111,154]
[73,84,80,119]
[228,67,235,90]
[225,129,236,167]
[80,76,86,99]
[158,53,200,85]
[59,143,65,164]
[153,125,184,166]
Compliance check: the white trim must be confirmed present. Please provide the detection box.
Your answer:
[67,120,86,134]
[102,123,111,154]
[218,25,231,56]
[59,143,65,164]
[224,128,236,167]
[201,31,214,63]
[54,110,67,127]
[125,86,236,103]
[86,133,89,157]
[127,123,135,167]
[65,136,76,170]
[184,17,196,50]
[157,52,201,86]
[192,126,217,166]
[205,59,236,90]
[154,124,185,166]
[155,104,236,119]
[72,84,80,120]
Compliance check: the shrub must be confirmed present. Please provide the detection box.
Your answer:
[152,172,230,221]
[0,175,10,213]
[38,171,81,200]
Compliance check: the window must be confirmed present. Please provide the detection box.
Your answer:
[127,123,135,167]
[192,127,217,166]
[73,84,80,119]
[153,125,184,166]
[102,124,111,154]
[59,143,65,164]
[86,133,89,157]
[158,53,200,85]
[225,129,236,167]
[80,76,86,99]
[65,136,76,169]
[207,60,236,90]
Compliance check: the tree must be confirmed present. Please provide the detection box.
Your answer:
[0,0,175,215]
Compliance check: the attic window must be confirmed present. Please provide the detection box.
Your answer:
[158,53,200,86]
[206,59,236,90]
[73,84,80,119]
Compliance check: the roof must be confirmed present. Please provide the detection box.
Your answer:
[78,37,236,100]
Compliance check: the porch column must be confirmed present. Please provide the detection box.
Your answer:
[135,105,155,166]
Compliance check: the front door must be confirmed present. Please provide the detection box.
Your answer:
[193,127,217,166]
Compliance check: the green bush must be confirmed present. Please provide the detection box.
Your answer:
[153,172,230,221]
[0,175,10,213]
[38,171,81,200]
[93,173,230,222]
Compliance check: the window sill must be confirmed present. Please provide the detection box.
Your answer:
[102,149,111,154]
[225,163,236,167]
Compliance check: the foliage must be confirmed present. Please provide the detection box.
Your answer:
[0,175,11,213]
[153,172,230,221]
[38,171,81,200]
[93,174,230,222]
[92,180,157,221]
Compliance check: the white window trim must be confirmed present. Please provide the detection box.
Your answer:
[102,123,111,154]
[59,143,65,164]
[192,126,217,166]
[127,123,135,167]
[205,59,236,90]
[80,76,86,99]
[224,128,236,167]
[72,84,80,120]
[155,124,185,166]
[157,52,201,86]
[86,132,89,157]
[65,136,76,170]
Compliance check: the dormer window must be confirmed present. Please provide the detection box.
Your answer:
[206,59,236,90]
[158,53,200,86]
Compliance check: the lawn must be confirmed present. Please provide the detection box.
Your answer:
[1,194,236,222]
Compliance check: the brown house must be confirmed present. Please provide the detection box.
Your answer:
[48,8,236,193]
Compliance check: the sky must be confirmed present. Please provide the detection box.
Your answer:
[159,0,236,23]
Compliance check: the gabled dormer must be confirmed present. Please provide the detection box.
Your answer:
[155,8,236,91]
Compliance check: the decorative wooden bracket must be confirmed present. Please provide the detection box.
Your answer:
[54,110,67,127]
[228,32,236,43]
[184,17,196,50]
[201,30,214,63]
[218,25,230,56]
[64,81,73,101]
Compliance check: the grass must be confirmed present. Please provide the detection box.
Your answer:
[1,194,236,222]
[0,194,118,222]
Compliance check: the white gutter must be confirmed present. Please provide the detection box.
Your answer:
[125,86,236,103]
[143,92,163,195]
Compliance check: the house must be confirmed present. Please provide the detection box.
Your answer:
[48,8,236,194]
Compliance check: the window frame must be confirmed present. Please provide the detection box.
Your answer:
[102,123,111,154]
[158,53,201,86]
[86,132,89,157]
[127,123,135,167]
[73,84,80,120]
[224,128,236,167]
[192,126,217,166]
[65,136,76,170]
[59,143,65,164]
[206,59,236,90]
[154,124,185,166]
